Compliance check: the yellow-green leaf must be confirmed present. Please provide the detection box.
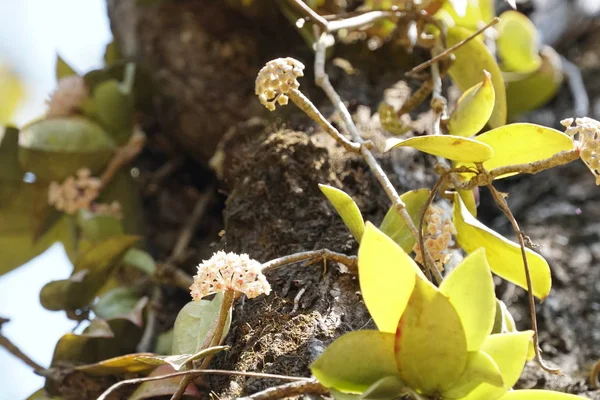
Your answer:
[462,331,535,400]
[56,54,78,80]
[497,11,541,74]
[497,390,588,400]
[440,249,496,351]
[74,353,156,376]
[310,330,399,394]
[458,188,478,217]
[448,70,495,137]
[379,188,430,252]
[506,46,563,117]
[439,0,495,30]
[444,351,504,399]
[447,26,507,128]
[385,135,494,163]
[361,375,407,399]
[358,223,424,333]
[395,278,468,394]
[465,123,575,179]
[453,194,551,299]
[0,64,24,125]
[135,346,228,371]
[319,184,364,242]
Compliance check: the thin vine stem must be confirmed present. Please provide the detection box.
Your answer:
[487,184,560,374]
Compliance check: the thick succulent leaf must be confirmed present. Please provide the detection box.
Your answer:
[463,331,534,400]
[379,188,429,252]
[440,249,496,351]
[172,293,232,355]
[89,76,135,145]
[361,375,407,399]
[92,287,142,320]
[448,71,495,137]
[463,123,575,179]
[439,0,495,30]
[77,209,123,243]
[491,300,517,334]
[395,278,468,394]
[453,194,551,299]
[506,46,563,117]
[18,117,116,182]
[40,235,139,311]
[135,345,228,371]
[123,248,156,275]
[447,26,506,128]
[458,188,478,217]
[497,390,588,400]
[358,223,424,333]
[443,351,504,399]
[129,364,202,400]
[74,353,156,376]
[55,54,78,79]
[497,11,541,74]
[311,330,399,394]
[0,126,24,183]
[319,184,364,242]
[385,135,494,163]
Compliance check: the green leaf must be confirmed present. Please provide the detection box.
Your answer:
[491,300,517,334]
[104,40,121,65]
[311,330,400,394]
[379,188,430,252]
[123,248,156,275]
[18,117,116,182]
[319,184,364,241]
[453,194,551,299]
[395,278,468,395]
[172,293,232,355]
[361,375,407,399]
[40,235,139,311]
[443,351,503,399]
[74,353,157,376]
[92,287,142,320]
[154,329,174,355]
[447,26,506,128]
[77,209,124,243]
[55,54,78,80]
[461,123,575,179]
[506,46,563,118]
[463,331,534,400]
[358,223,423,333]
[135,345,229,371]
[438,0,495,30]
[439,249,496,351]
[496,390,588,400]
[458,188,478,217]
[385,135,494,163]
[448,70,495,137]
[497,11,541,74]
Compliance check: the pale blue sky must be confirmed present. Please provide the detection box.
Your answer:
[0,1,112,398]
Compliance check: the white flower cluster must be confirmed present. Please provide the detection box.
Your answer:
[190,251,271,300]
[562,117,600,184]
[255,58,305,111]
[47,76,89,118]
[413,205,456,271]
[48,168,101,214]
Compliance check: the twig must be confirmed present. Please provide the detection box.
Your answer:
[407,17,500,77]
[292,287,307,313]
[313,31,442,284]
[137,287,161,353]
[0,319,45,372]
[171,192,212,261]
[487,184,560,374]
[98,369,309,400]
[99,128,146,189]
[261,248,356,273]
[238,379,329,400]
[397,80,433,117]
[460,149,580,189]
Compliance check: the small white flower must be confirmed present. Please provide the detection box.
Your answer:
[190,251,271,301]
[255,58,305,111]
[47,168,106,215]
